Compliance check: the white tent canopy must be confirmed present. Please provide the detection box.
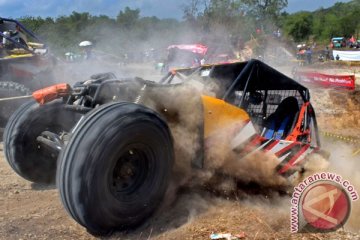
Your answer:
[79,41,93,47]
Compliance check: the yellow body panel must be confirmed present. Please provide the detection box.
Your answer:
[201,95,250,138]
[4,53,33,59]
[27,42,45,48]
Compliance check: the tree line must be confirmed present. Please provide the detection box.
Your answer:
[18,9,185,58]
[14,0,360,58]
[280,1,360,42]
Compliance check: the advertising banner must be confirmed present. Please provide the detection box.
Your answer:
[295,71,355,90]
[333,50,360,61]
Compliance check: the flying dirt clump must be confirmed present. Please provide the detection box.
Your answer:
[136,81,204,188]
[203,124,289,188]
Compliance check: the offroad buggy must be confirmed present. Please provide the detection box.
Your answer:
[4,59,321,234]
[331,37,346,48]
[163,44,208,71]
[0,17,56,127]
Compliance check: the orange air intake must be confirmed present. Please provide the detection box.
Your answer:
[32,83,71,105]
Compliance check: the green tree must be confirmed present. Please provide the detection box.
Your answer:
[183,0,202,22]
[116,7,140,29]
[242,0,288,25]
[321,14,342,39]
[283,12,313,41]
[339,10,360,37]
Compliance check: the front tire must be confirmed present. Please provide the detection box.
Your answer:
[4,99,80,183]
[57,102,174,235]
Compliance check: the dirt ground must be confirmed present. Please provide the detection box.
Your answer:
[1,62,360,240]
[0,143,359,240]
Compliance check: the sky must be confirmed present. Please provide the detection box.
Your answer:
[0,0,353,20]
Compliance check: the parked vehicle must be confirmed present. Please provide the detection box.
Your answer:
[0,17,56,128]
[162,44,208,71]
[330,37,346,48]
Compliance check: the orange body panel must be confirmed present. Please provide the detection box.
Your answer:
[201,95,250,138]
[286,102,310,142]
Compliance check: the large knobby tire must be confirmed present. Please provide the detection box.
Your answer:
[4,99,80,183]
[0,81,31,129]
[57,102,174,235]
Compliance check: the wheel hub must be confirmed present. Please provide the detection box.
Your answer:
[111,147,148,196]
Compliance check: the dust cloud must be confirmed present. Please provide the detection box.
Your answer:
[135,79,293,193]
[321,140,360,232]
[203,124,289,188]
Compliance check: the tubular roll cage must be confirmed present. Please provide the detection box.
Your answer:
[158,59,319,144]
[0,17,46,54]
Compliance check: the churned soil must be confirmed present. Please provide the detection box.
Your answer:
[0,153,359,240]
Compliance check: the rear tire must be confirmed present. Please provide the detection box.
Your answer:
[57,102,173,235]
[4,99,80,183]
[0,81,31,129]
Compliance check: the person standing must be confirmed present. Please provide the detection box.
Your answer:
[79,41,93,60]
[305,47,312,64]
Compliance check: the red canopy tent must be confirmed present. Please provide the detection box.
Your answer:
[167,44,208,56]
